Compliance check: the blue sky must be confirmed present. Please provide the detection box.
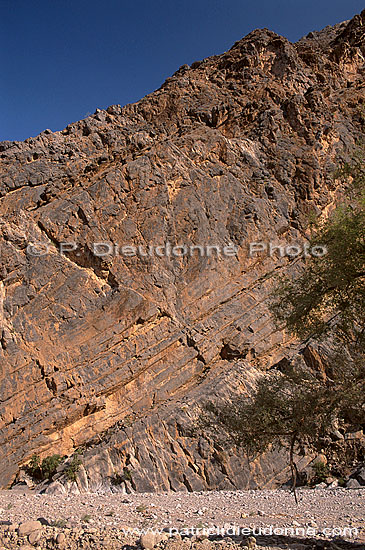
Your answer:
[1,0,364,141]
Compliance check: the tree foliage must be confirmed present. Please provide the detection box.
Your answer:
[271,146,365,344]
[201,146,365,500]
[27,453,64,481]
[64,453,82,482]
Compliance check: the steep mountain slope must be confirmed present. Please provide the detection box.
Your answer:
[0,10,364,491]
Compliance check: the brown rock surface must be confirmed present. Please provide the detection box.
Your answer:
[0,11,364,490]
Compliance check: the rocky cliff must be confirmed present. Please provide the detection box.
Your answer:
[0,10,364,491]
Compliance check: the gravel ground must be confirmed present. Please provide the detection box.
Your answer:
[0,488,364,550]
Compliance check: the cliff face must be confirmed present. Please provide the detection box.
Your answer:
[0,11,364,491]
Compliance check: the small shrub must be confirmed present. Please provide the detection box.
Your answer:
[52,519,67,528]
[110,467,132,485]
[64,454,82,482]
[27,454,64,481]
[123,467,132,481]
[312,462,330,483]
[41,454,64,479]
[81,514,91,523]
[74,446,85,456]
[27,455,42,480]
[28,454,40,471]
[136,505,147,513]
[110,473,123,485]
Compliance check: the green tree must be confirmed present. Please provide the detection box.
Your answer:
[64,453,82,482]
[41,454,64,479]
[201,146,365,501]
[27,453,64,481]
[271,166,365,344]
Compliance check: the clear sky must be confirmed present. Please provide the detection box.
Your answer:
[1,0,364,142]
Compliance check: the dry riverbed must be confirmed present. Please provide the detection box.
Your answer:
[0,488,364,550]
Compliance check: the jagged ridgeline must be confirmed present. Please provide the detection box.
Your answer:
[0,10,364,491]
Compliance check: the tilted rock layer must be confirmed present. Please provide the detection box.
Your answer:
[0,11,364,490]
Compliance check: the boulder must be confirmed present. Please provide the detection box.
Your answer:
[356,465,365,484]
[346,478,362,489]
[28,530,42,544]
[44,481,66,495]
[56,532,66,545]
[140,532,157,549]
[18,520,42,536]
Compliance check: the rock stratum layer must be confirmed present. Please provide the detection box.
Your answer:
[0,11,364,491]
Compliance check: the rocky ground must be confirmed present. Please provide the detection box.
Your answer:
[0,488,363,550]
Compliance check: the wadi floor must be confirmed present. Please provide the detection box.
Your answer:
[0,488,364,550]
